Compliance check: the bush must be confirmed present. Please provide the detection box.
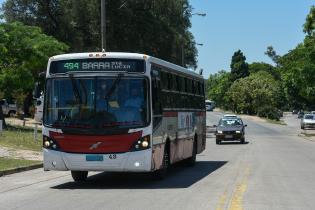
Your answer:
[257,106,280,121]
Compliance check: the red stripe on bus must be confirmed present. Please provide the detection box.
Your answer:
[50,131,142,153]
[163,112,178,117]
[196,112,206,116]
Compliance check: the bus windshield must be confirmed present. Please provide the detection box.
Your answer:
[44,77,149,129]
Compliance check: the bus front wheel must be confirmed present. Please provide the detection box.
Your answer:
[185,137,197,166]
[152,146,169,180]
[71,171,88,182]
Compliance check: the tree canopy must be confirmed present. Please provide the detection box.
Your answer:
[2,0,198,68]
[230,50,249,82]
[0,21,68,105]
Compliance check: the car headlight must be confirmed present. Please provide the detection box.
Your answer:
[236,131,241,134]
[217,130,223,134]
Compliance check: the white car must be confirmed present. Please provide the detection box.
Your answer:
[223,114,237,119]
[1,99,18,116]
[301,114,315,129]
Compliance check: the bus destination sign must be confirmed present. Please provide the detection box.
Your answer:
[49,59,145,74]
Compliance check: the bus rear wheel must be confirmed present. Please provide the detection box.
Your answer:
[71,171,88,182]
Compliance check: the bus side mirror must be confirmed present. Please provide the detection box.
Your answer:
[33,82,41,99]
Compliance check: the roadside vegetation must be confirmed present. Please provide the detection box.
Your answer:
[0,157,41,171]
[0,0,198,127]
[206,6,315,121]
[0,125,42,152]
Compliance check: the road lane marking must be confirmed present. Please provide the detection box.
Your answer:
[215,164,250,210]
[228,167,250,210]
[215,190,227,210]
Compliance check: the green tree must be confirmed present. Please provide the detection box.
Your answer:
[227,71,284,118]
[279,36,315,109]
[207,70,232,109]
[249,62,280,80]
[2,0,198,68]
[265,46,281,66]
[230,50,249,82]
[303,6,315,36]
[0,22,68,115]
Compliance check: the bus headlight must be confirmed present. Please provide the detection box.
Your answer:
[43,135,60,151]
[44,140,50,147]
[131,135,150,151]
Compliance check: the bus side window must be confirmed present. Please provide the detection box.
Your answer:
[152,70,163,128]
[151,66,163,117]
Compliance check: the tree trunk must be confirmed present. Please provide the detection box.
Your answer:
[23,91,33,117]
[0,105,7,129]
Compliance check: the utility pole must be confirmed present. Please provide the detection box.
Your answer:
[181,43,185,67]
[101,0,106,51]
[181,12,206,67]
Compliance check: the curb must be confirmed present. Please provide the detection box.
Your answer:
[0,163,43,177]
[298,134,315,142]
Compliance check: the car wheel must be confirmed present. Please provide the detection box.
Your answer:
[301,125,305,129]
[71,171,88,182]
[241,137,245,144]
[216,139,221,145]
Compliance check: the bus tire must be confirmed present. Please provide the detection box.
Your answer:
[186,137,197,166]
[152,145,169,180]
[71,171,88,182]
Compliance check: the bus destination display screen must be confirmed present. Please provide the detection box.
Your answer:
[49,59,145,74]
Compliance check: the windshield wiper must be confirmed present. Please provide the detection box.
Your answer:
[69,74,82,105]
[104,73,123,100]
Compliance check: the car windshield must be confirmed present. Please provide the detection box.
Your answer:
[219,118,242,126]
[304,115,314,120]
[44,77,149,129]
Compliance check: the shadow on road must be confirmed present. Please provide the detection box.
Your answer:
[51,161,227,190]
[219,141,249,145]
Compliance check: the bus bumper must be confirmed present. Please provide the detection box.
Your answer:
[43,148,152,172]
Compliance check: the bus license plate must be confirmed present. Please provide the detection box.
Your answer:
[86,155,104,161]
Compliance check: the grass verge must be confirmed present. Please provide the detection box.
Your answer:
[265,118,287,125]
[0,157,41,171]
[0,125,42,152]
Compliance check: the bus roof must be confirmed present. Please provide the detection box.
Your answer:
[49,52,203,79]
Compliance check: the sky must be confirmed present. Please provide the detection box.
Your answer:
[190,0,314,77]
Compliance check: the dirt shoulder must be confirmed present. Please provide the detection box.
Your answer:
[0,146,42,161]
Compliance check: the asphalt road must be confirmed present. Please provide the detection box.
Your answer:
[1,111,315,210]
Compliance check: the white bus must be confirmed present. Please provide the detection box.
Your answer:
[42,52,206,181]
[205,100,215,111]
